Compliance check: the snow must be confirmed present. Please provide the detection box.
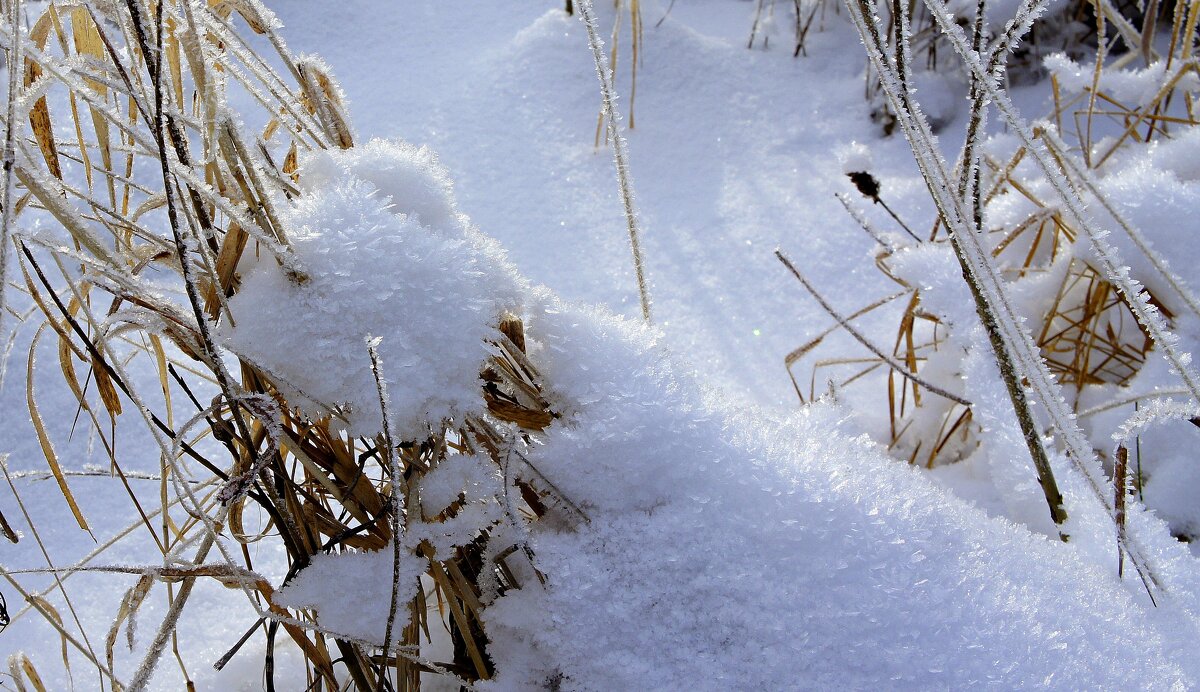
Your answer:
[220,140,525,438]
[275,549,426,645]
[3,0,1200,690]
[481,296,1196,690]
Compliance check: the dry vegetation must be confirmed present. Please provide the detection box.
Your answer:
[783,0,1200,581]
[0,1,575,689]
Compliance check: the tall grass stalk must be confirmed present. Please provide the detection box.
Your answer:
[0,0,22,388]
[578,0,653,323]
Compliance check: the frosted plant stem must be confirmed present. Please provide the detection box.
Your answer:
[127,530,220,691]
[368,336,404,662]
[0,0,22,387]
[921,0,1200,408]
[577,0,653,323]
[845,0,1167,592]
[776,250,972,408]
[835,192,894,251]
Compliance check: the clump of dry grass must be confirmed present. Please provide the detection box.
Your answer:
[0,2,569,689]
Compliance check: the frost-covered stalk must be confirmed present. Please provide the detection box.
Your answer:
[848,0,1070,534]
[577,0,653,323]
[0,0,22,388]
[843,0,1175,590]
[367,336,405,658]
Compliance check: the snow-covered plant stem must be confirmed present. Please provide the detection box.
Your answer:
[0,0,21,387]
[577,0,653,323]
[849,0,1069,535]
[367,336,404,658]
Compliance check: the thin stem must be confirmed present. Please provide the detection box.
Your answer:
[578,0,653,323]
[776,250,972,407]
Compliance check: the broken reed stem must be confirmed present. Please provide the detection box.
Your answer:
[577,0,653,323]
[776,250,972,407]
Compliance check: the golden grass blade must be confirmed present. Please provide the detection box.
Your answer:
[92,352,125,419]
[26,325,92,533]
[25,11,62,179]
[147,334,173,428]
[105,573,154,673]
[426,555,489,680]
[72,7,119,207]
[20,655,49,692]
[26,594,72,684]
[44,4,99,198]
[210,0,271,34]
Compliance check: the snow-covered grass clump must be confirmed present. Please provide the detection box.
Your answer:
[222,140,524,438]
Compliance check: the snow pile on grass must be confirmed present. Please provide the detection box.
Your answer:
[275,550,426,643]
[221,139,524,438]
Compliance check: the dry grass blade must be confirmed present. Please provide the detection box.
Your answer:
[105,573,154,673]
[776,250,971,408]
[8,651,49,692]
[0,1,579,688]
[25,325,92,533]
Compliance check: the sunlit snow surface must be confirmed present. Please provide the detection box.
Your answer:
[3,1,1200,690]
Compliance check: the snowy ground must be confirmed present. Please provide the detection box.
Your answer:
[3,0,1200,689]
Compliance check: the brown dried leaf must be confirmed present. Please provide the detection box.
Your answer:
[27,325,92,533]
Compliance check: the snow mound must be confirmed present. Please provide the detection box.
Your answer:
[221,139,524,438]
[477,298,1193,690]
[232,134,1198,690]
